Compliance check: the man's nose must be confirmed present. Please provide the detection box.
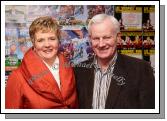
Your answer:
[98,38,105,47]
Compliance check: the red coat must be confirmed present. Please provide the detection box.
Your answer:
[6,48,78,109]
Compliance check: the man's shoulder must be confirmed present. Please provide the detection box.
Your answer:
[118,53,150,66]
[116,54,154,80]
[74,58,94,69]
[73,57,94,74]
[117,54,151,68]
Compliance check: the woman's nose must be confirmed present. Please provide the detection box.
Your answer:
[44,40,50,47]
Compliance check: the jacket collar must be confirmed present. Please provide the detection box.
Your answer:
[20,47,63,102]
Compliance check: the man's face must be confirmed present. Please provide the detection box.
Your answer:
[34,30,59,63]
[89,18,118,61]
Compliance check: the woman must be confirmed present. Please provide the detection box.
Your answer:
[5,16,78,109]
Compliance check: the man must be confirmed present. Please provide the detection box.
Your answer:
[74,14,155,109]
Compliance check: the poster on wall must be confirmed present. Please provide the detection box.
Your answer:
[143,31,155,56]
[5,5,26,23]
[60,27,93,65]
[86,5,114,24]
[117,31,143,55]
[5,23,20,71]
[115,5,142,30]
[143,5,155,30]
[5,23,32,71]
[5,23,32,58]
[58,5,88,28]
[27,5,57,23]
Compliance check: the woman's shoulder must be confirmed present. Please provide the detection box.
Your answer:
[58,53,70,64]
[6,67,24,89]
[7,67,22,80]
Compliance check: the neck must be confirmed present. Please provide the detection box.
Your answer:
[97,58,111,71]
[43,56,57,67]
[97,52,116,71]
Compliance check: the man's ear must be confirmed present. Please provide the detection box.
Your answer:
[116,32,122,41]
[88,35,93,46]
[88,35,91,39]
[117,32,122,37]
[88,35,92,42]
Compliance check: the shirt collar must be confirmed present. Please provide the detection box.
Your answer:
[43,56,59,70]
[93,52,117,73]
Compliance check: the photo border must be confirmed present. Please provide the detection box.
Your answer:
[1,0,161,117]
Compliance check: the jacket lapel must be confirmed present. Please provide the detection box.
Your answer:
[105,54,127,108]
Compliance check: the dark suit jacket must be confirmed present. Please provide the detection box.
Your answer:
[74,53,155,109]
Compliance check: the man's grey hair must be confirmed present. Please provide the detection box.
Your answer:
[88,14,120,35]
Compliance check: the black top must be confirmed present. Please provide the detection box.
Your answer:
[74,53,155,109]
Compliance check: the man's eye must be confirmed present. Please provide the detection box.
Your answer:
[92,37,99,41]
[103,36,111,40]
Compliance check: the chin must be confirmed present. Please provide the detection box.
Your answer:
[97,53,109,57]
[97,55,109,59]
[97,53,113,59]
[42,54,55,59]
[46,55,56,59]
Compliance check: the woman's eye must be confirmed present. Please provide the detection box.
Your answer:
[36,39,44,42]
[50,38,57,41]
[51,38,56,40]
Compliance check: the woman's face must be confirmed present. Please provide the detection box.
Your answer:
[33,30,59,63]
